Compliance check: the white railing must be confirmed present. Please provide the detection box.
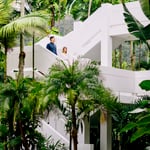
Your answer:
[100,66,150,103]
[37,119,69,147]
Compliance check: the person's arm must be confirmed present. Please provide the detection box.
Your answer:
[46,44,49,49]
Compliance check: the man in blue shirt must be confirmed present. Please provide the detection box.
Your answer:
[46,36,57,55]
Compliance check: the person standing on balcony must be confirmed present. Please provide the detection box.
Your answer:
[61,46,76,66]
[46,36,57,55]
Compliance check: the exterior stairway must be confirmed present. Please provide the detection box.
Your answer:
[6,1,150,150]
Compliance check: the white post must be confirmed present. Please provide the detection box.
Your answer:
[78,117,94,150]
[100,36,112,67]
[100,112,112,150]
[83,117,90,144]
[100,4,112,67]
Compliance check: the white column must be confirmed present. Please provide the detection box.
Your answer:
[83,117,90,144]
[100,36,112,67]
[78,117,90,144]
[100,112,112,150]
[100,4,113,67]
[78,118,94,150]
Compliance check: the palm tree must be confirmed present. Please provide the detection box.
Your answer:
[44,59,115,150]
[0,78,47,150]
[0,0,49,80]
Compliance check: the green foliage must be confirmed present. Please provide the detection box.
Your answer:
[45,136,67,150]
[112,100,150,150]
[122,2,150,50]
[0,78,51,149]
[120,122,137,133]
[28,0,71,27]
[45,59,115,150]
[0,50,4,82]
[0,0,49,46]
[121,111,150,142]
[71,0,136,21]
[139,80,150,91]
[0,0,13,27]
[0,12,49,37]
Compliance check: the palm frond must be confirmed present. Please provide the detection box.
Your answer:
[0,12,49,37]
[0,0,13,26]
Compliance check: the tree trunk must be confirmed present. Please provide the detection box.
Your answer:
[71,104,78,150]
[18,120,29,150]
[138,40,141,69]
[114,49,117,68]
[32,32,35,79]
[50,2,55,28]
[88,0,93,17]
[130,41,134,70]
[118,45,122,69]
[18,0,25,80]
[130,41,136,71]
[18,33,25,79]
[4,45,7,83]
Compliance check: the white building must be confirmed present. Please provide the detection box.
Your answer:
[7,1,150,150]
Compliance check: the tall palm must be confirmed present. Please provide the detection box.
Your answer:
[0,0,49,80]
[45,59,115,150]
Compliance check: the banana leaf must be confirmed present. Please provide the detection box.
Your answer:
[139,80,150,91]
[131,127,150,142]
[120,122,137,133]
[122,3,150,50]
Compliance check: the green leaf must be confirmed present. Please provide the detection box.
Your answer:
[120,122,137,133]
[122,3,150,49]
[137,114,150,126]
[0,12,49,37]
[139,80,150,91]
[131,127,150,142]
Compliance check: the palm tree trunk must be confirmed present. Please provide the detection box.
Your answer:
[130,41,134,70]
[18,120,29,150]
[18,33,25,79]
[88,0,93,17]
[71,104,78,150]
[138,40,141,69]
[4,37,7,83]
[32,32,35,79]
[18,0,25,80]
[119,45,122,69]
[114,49,117,67]
[50,2,55,28]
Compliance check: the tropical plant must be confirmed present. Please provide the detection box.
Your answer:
[45,136,67,150]
[44,59,116,150]
[0,78,49,150]
[0,50,5,82]
[28,0,70,28]
[111,100,150,150]
[71,0,136,21]
[122,0,150,51]
[0,0,49,80]
[118,80,150,149]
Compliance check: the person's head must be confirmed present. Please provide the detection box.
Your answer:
[50,36,55,43]
[62,47,67,54]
